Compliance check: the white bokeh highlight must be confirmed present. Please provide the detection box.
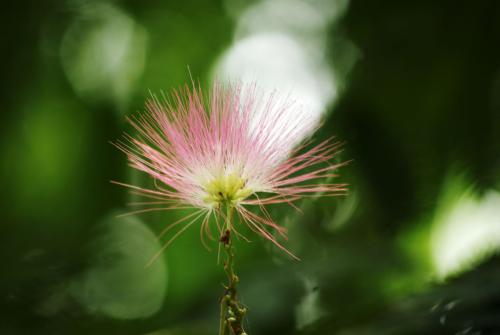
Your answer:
[60,3,147,111]
[214,0,350,124]
[431,186,500,279]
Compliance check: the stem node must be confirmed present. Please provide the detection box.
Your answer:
[218,206,247,335]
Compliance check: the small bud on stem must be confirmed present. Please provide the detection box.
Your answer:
[219,206,247,335]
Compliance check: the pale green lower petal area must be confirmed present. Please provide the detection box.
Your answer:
[68,212,167,319]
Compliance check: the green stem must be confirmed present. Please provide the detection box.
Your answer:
[218,206,247,335]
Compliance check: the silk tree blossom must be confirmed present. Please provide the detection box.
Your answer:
[114,83,347,261]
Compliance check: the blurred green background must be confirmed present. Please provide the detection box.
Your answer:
[2,0,500,334]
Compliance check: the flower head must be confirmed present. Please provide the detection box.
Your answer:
[115,82,346,260]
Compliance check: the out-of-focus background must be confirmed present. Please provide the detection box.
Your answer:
[2,0,500,334]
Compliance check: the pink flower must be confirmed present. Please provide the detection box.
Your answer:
[114,82,347,261]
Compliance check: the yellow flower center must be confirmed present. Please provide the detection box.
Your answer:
[203,173,253,207]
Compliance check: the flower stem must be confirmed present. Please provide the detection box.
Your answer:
[219,206,247,335]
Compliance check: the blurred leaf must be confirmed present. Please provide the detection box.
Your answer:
[68,212,167,319]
